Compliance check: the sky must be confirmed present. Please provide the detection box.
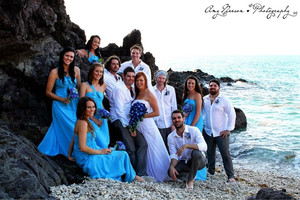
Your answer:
[65,0,300,65]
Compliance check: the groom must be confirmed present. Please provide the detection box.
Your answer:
[110,67,148,177]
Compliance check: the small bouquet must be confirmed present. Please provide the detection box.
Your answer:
[128,102,148,132]
[182,103,193,114]
[67,87,79,102]
[114,141,126,150]
[98,108,111,120]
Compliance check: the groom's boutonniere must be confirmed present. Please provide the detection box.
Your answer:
[165,90,170,96]
[215,99,219,104]
[138,66,144,71]
[185,132,191,139]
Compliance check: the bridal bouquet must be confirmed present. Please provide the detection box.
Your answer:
[182,103,193,114]
[98,108,111,120]
[128,102,147,132]
[67,87,79,102]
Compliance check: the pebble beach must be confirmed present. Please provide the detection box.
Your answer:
[50,164,300,200]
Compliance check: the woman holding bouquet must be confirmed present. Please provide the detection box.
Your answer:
[182,75,204,133]
[69,97,144,182]
[132,72,170,182]
[80,62,109,148]
[38,47,81,157]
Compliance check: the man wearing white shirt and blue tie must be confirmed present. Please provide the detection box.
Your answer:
[203,79,236,183]
[153,70,177,149]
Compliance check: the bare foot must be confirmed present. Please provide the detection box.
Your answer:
[134,175,145,182]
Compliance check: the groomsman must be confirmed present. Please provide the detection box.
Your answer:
[203,79,236,183]
[104,55,122,100]
[168,110,207,190]
[153,70,177,149]
[110,67,148,177]
[118,44,152,80]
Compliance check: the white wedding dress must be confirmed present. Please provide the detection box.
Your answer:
[133,99,170,182]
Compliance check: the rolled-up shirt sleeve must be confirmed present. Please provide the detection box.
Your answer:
[224,97,236,131]
[195,129,207,152]
[168,134,179,161]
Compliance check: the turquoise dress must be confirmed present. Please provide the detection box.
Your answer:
[72,132,136,181]
[184,98,206,181]
[85,84,110,148]
[88,51,100,63]
[184,98,203,133]
[38,76,78,157]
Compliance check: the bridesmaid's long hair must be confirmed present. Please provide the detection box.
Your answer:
[58,47,76,84]
[182,75,204,107]
[134,72,148,99]
[76,97,96,135]
[86,35,102,59]
[87,63,104,86]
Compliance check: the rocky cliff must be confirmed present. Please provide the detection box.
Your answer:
[0,0,246,198]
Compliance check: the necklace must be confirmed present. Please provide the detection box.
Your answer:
[139,89,147,94]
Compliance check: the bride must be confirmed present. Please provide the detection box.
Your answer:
[131,72,170,182]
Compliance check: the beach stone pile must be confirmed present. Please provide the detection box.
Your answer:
[0,0,247,198]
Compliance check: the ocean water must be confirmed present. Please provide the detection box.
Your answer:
[159,55,300,177]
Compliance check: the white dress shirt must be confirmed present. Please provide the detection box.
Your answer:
[203,94,236,137]
[168,125,207,162]
[119,60,152,82]
[110,82,133,127]
[153,85,177,129]
[104,68,122,100]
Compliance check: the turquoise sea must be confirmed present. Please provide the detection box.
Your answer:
[159,55,300,177]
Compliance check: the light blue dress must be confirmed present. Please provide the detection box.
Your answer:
[183,98,206,181]
[85,84,110,148]
[38,76,78,157]
[184,98,203,133]
[72,132,136,181]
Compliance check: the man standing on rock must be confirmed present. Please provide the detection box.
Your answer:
[118,44,151,80]
[110,67,149,179]
[168,110,207,190]
[203,79,236,183]
[153,70,177,150]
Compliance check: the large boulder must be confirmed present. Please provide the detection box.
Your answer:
[0,127,67,199]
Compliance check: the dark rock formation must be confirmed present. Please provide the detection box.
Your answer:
[247,188,296,200]
[0,126,67,199]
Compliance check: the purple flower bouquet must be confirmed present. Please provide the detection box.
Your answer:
[67,87,79,102]
[128,102,148,132]
[98,108,111,120]
[115,141,126,150]
[182,103,193,114]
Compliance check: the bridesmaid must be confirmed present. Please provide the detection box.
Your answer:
[38,47,81,157]
[75,35,103,64]
[182,75,204,133]
[69,97,144,182]
[80,63,109,148]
